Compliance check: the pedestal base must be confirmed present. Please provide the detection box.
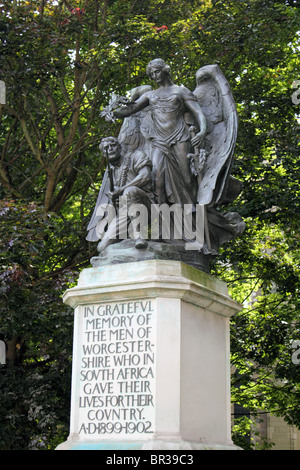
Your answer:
[56,260,241,450]
[90,239,213,273]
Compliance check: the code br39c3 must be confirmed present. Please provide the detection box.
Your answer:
[149,455,194,465]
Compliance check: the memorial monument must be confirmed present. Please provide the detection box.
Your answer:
[57,59,245,450]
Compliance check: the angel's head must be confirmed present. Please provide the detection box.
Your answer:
[146,58,171,84]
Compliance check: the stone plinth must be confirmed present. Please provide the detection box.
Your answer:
[56,260,241,450]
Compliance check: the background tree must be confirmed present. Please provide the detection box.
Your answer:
[0,0,299,449]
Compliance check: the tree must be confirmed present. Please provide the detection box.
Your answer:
[203,0,300,434]
[0,199,78,448]
[0,0,299,449]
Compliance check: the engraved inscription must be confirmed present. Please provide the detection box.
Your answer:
[77,299,156,438]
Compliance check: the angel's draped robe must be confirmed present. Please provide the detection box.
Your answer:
[143,90,198,207]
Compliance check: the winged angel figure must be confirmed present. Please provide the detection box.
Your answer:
[87,59,245,264]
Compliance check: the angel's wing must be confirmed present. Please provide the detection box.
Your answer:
[193,64,240,207]
[118,116,143,154]
[118,85,153,155]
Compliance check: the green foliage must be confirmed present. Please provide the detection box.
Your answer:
[213,212,300,429]
[0,0,299,449]
[0,199,87,449]
[232,414,274,450]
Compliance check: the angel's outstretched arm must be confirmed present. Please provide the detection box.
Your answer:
[114,93,150,119]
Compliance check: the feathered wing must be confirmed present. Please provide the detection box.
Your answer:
[118,114,144,154]
[193,64,240,207]
[118,85,153,156]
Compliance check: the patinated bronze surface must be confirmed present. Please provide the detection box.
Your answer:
[87,59,245,272]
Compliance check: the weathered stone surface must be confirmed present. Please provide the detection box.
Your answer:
[57,260,241,450]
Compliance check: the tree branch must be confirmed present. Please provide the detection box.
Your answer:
[43,86,66,148]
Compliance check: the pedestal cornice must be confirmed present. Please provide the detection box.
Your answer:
[62,260,241,318]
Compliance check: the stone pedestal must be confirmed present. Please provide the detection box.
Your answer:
[56,260,241,450]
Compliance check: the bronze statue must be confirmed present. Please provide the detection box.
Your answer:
[87,59,245,272]
[113,58,207,207]
[87,136,154,252]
